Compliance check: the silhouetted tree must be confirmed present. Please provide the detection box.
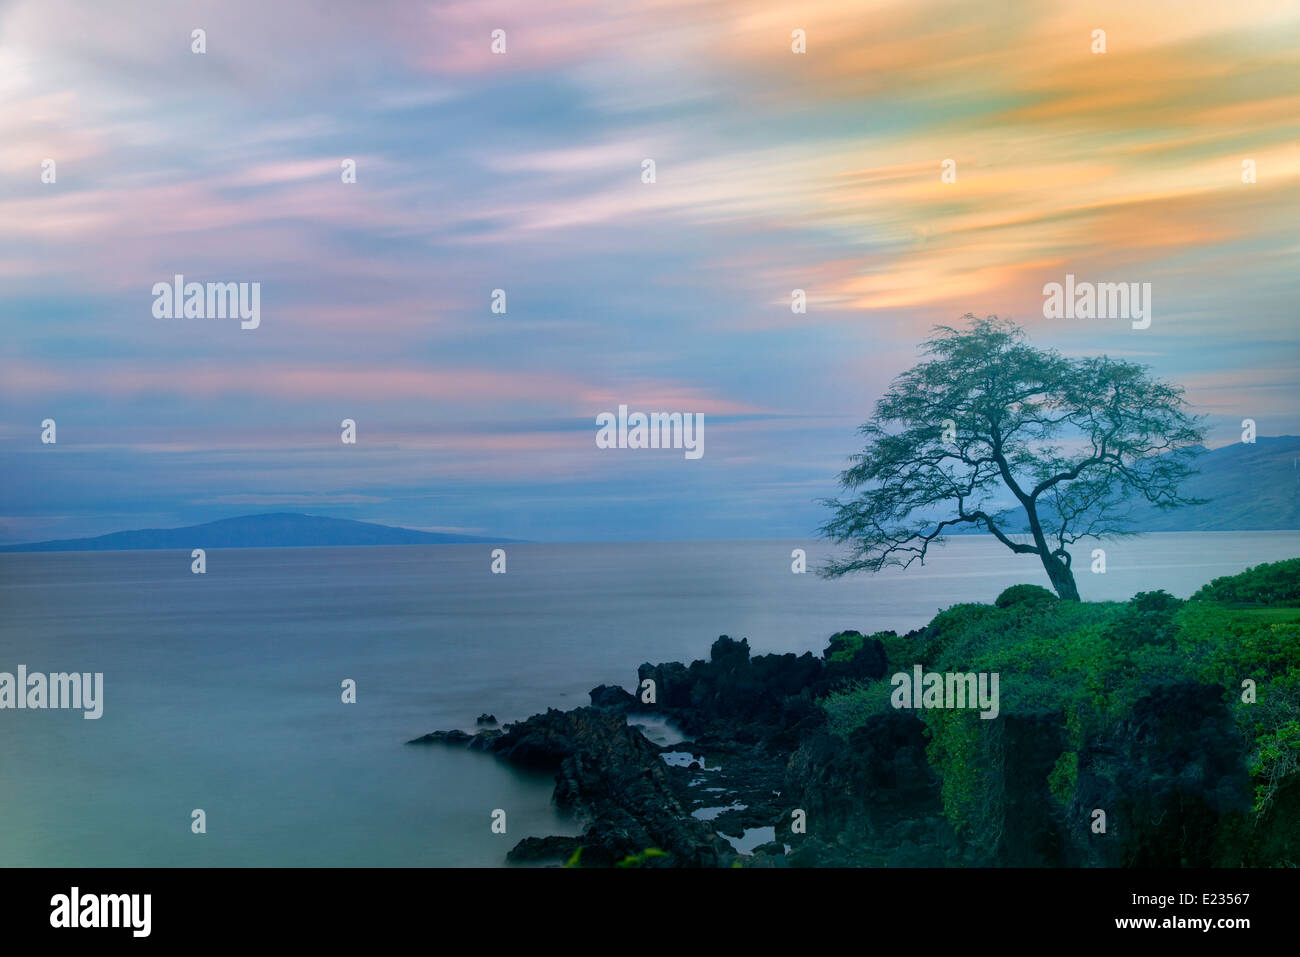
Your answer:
[820,316,1205,600]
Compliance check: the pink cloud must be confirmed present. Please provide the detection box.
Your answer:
[0,359,773,419]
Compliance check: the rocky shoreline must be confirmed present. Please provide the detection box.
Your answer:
[409,625,1266,867]
[408,633,950,866]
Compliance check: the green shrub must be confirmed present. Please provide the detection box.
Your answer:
[1175,604,1300,688]
[825,630,864,663]
[879,629,926,671]
[995,583,1057,609]
[1191,557,1300,605]
[615,848,668,867]
[1104,590,1183,651]
[911,602,995,663]
[922,708,984,836]
[821,676,895,738]
[1048,751,1078,805]
[1251,708,1300,815]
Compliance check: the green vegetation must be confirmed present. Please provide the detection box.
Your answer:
[1192,557,1300,605]
[818,561,1300,862]
[564,846,672,868]
[1047,750,1078,805]
[823,675,897,736]
[994,583,1058,609]
[614,848,668,868]
[825,630,867,663]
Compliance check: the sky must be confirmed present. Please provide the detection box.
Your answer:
[1,0,1298,544]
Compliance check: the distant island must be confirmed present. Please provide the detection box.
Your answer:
[2,437,1296,553]
[0,513,519,553]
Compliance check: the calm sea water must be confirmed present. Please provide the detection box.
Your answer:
[2,532,1298,867]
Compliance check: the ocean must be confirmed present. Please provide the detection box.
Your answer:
[2,531,1298,866]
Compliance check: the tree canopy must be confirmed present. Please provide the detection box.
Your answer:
[820,316,1205,600]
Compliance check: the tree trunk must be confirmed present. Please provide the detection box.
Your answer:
[1040,551,1080,601]
[989,444,1084,602]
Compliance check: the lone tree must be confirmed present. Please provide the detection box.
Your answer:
[820,316,1205,600]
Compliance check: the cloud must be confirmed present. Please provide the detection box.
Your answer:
[192,493,390,505]
[1,0,1296,541]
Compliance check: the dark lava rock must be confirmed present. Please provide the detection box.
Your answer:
[886,839,946,867]
[406,727,505,751]
[781,708,958,865]
[589,684,636,710]
[637,635,825,742]
[1067,681,1252,867]
[506,835,582,865]
[486,707,596,768]
[978,710,1068,866]
[476,713,498,726]
[486,707,738,867]
[785,837,851,868]
[742,841,789,867]
[406,729,473,746]
[786,710,941,842]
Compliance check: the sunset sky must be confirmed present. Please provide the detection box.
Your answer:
[1,0,1297,543]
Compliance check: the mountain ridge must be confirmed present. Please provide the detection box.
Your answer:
[945,434,1300,535]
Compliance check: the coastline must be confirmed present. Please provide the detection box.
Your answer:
[411,562,1300,868]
